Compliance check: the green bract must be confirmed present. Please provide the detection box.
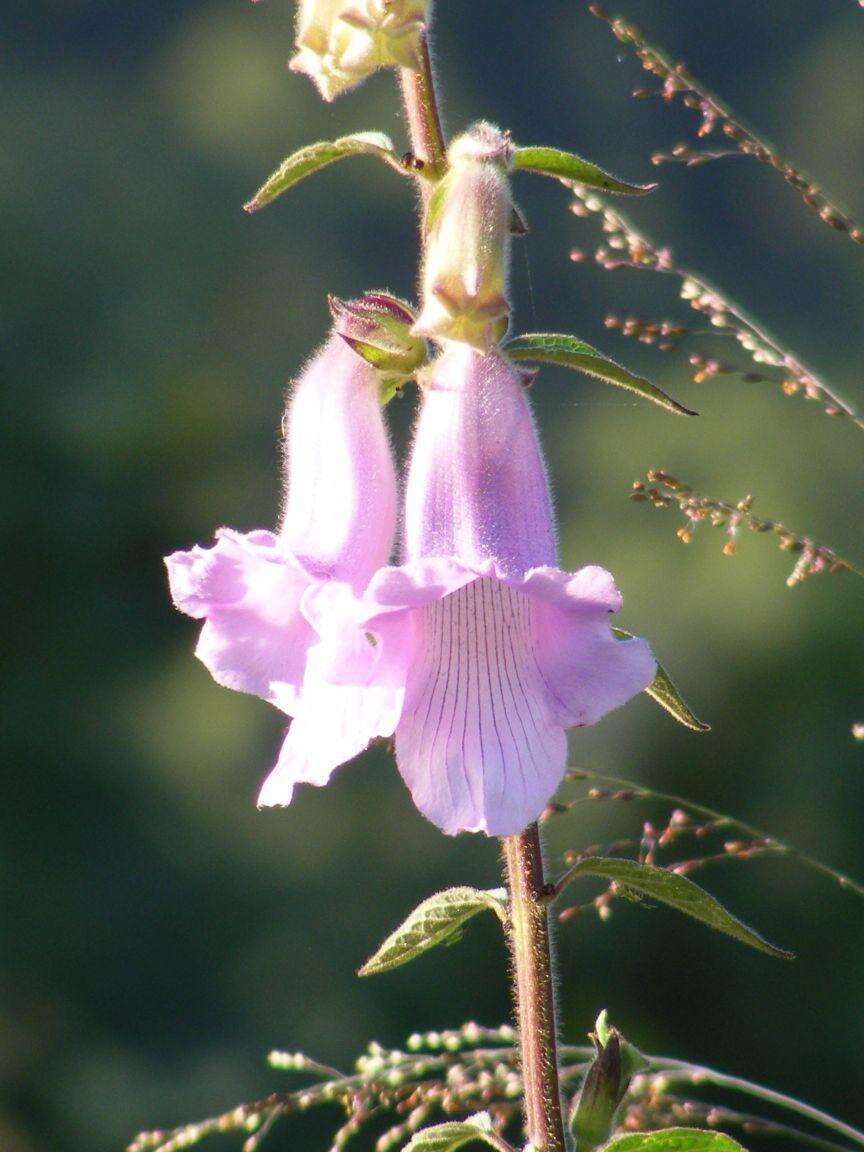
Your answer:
[244,133,400,212]
[612,628,710,731]
[552,858,793,959]
[513,145,657,195]
[359,887,508,976]
[504,333,696,417]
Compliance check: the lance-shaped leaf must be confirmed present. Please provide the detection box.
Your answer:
[504,333,696,417]
[404,1113,508,1152]
[513,146,656,195]
[604,1130,747,1152]
[359,887,507,977]
[554,857,793,959]
[245,132,399,212]
[613,628,709,732]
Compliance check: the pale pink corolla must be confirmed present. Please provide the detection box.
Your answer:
[165,333,400,794]
[284,344,656,836]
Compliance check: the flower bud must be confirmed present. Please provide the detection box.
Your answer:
[329,291,427,399]
[413,122,514,351]
[569,1012,648,1152]
[290,0,427,102]
[569,1033,623,1152]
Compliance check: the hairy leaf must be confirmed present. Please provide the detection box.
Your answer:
[512,146,656,195]
[245,132,397,212]
[604,1129,747,1152]
[613,628,709,731]
[557,858,792,959]
[404,1114,503,1152]
[359,887,508,976]
[504,333,696,416]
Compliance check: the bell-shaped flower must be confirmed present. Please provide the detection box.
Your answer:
[267,343,655,837]
[413,123,514,351]
[290,0,427,102]
[165,323,403,795]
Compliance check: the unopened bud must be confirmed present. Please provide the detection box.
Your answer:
[570,1033,622,1152]
[570,1011,648,1152]
[413,122,514,351]
[290,0,427,102]
[329,291,426,398]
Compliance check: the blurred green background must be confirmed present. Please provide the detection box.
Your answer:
[3,1,863,1149]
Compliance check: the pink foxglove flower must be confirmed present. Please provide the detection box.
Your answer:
[413,123,514,351]
[165,330,401,793]
[284,344,656,836]
[290,0,427,102]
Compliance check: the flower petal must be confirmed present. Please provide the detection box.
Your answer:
[165,528,315,714]
[527,569,655,728]
[394,577,567,836]
[257,642,403,807]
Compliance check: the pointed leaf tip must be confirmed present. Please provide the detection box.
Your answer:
[403,1114,501,1152]
[513,145,657,195]
[245,132,397,212]
[558,857,793,959]
[613,629,710,731]
[604,1130,747,1152]
[504,333,696,417]
[359,887,508,977]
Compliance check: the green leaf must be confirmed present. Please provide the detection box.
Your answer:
[504,333,696,417]
[512,146,656,195]
[604,1129,747,1152]
[558,858,793,959]
[245,132,397,212]
[359,887,508,976]
[613,628,709,732]
[404,1114,502,1152]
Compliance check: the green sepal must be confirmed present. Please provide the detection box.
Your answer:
[358,887,508,977]
[245,132,398,212]
[555,858,793,959]
[512,145,656,195]
[503,333,696,417]
[613,628,709,732]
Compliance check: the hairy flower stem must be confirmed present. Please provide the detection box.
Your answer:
[397,45,566,1152]
[503,825,566,1152]
[399,33,447,182]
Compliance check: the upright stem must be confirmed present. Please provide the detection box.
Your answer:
[400,33,447,181]
[503,825,566,1152]
[397,38,565,1152]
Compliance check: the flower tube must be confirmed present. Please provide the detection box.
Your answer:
[291,344,655,836]
[165,322,405,795]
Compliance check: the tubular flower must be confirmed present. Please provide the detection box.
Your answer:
[165,329,401,794]
[413,123,514,352]
[275,344,656,837]
[290,0,427,102]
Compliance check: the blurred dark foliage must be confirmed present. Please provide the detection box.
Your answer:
[2,2,862,1150]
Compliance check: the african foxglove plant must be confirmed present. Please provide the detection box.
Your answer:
[146,6,864,1152]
